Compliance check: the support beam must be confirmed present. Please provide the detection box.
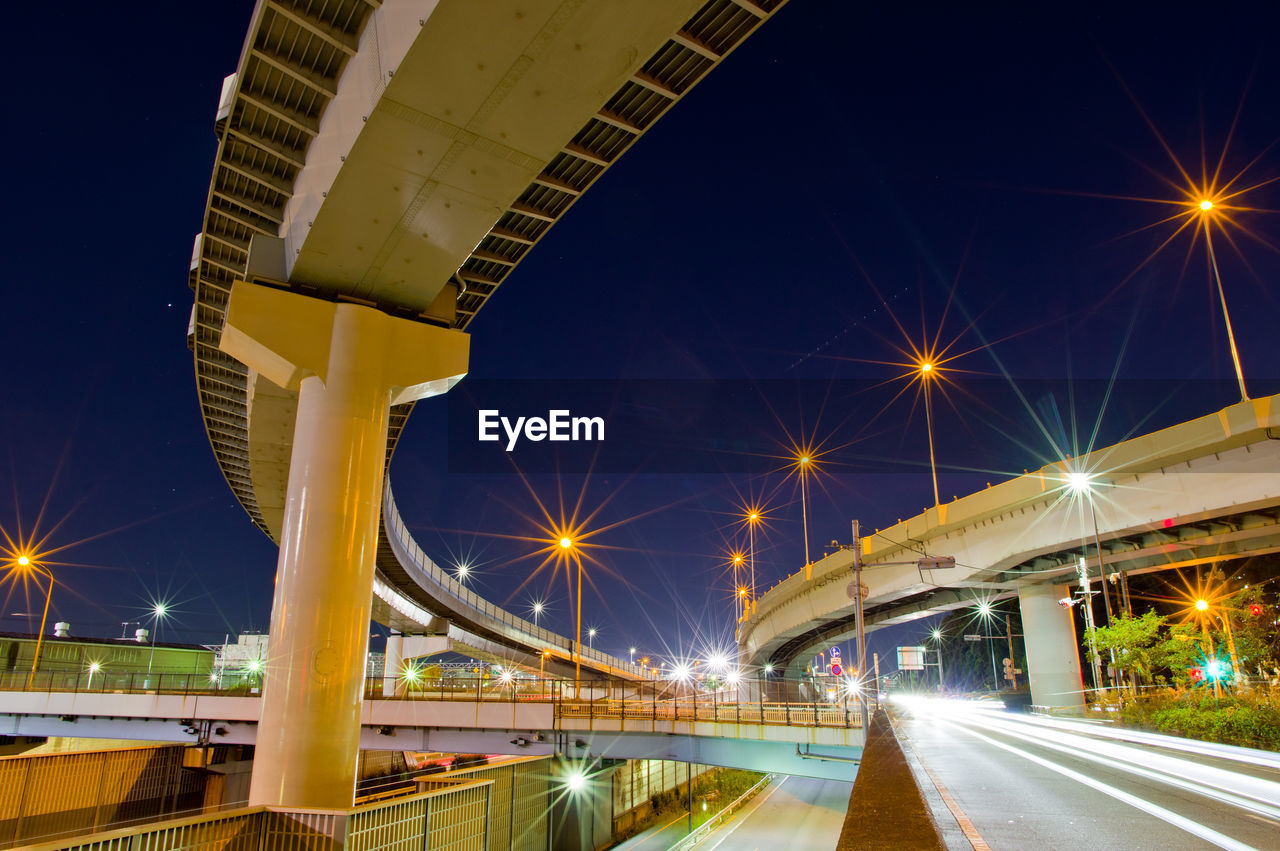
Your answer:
[1018,584,1085,712]
[220,281,468,808]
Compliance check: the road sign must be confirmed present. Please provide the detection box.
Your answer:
[897,646,926,671]
[846,580,869,601]
[830,663,843,677]
[829,646,841,658]
[963,634,983,642]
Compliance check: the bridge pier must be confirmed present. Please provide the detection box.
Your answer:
[1018,583,1085,712]
[220,281,468,808]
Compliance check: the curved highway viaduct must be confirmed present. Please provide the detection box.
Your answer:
[740,394,1280,709]
[188,0,789,809]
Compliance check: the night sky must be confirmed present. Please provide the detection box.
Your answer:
[3,2,1278,668]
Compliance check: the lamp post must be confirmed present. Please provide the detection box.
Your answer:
[147,602,168,676]
[588,627,597,649]
[732,553,744,622]
[919,361,941,508]
[747,510,760,607]
[1198,201,1249,402]
[16,556,55,690]
[799,456,811,575]
[1068,472,1124,687]
[557,536,584,685]
[930,628,946,692]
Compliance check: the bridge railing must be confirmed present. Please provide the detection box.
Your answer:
[1,671,864,728]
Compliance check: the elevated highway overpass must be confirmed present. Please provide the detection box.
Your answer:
[0,677,863,782]
[185,0,789,807]
[740,394,1280,704]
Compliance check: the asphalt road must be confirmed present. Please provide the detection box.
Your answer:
[702,775,854,851]
[893,698,1280,850]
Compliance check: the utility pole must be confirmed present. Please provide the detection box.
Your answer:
[1078,557,1104,693]
[1005,614,1017,690]
[852,519,870,730]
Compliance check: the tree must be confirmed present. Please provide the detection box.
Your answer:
[1090,611,1166,690]
[1156,622,1206,689]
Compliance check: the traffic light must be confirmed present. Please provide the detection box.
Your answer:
[1248,602,1263,617]
[1188,666,1204,682]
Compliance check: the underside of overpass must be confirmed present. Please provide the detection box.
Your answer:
[191,0,791,679]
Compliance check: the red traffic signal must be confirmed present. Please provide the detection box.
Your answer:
[1188,666,1204,682]
[1248,602,1263,616]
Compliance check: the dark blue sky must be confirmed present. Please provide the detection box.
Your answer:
[2,2,1277,665]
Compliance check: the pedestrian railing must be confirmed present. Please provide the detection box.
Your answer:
[1,670,864,729]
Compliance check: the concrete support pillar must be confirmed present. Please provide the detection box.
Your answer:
[383,631,404,697]
[1018,583,1085,712]
[220,281,468,809]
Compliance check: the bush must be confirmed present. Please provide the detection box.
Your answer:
[1122,691,1280,751]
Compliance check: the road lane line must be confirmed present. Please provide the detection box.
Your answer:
[961,715,1280,821]
[939,720,1258,851]
[913,755,991,850]
[893,717,990,850]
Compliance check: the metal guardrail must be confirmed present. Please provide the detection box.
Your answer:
[668,772,776,850]
[0,672,865,729]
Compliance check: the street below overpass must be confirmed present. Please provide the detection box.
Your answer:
[614,775,853,851]
[892,697,1280,850]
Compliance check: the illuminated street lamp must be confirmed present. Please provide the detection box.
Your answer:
[146,602,171,676]
[12,554,55,690]
[929,628,946,691]
[918,361,941,508]
[798,455,811,571]
[1195,198,1249,401]
[530,599,545,626]
[629,646,636,665]
[731,552,745,621]
[746,509,762,606]
[588,627,597,648]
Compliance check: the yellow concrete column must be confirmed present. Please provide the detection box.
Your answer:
[219,282,468,809]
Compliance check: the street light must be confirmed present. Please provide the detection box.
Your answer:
[918,361,942,508]
[731,552,745,622]
[1196,198,1249,401]
[799,456,811,571]
[147,602,169,676]
[930,628,946,691]
[745,507,763,608]
[588,627,597,648]
[12,555,55,690]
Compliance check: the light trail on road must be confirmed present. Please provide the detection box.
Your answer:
[895,697,1280,850]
